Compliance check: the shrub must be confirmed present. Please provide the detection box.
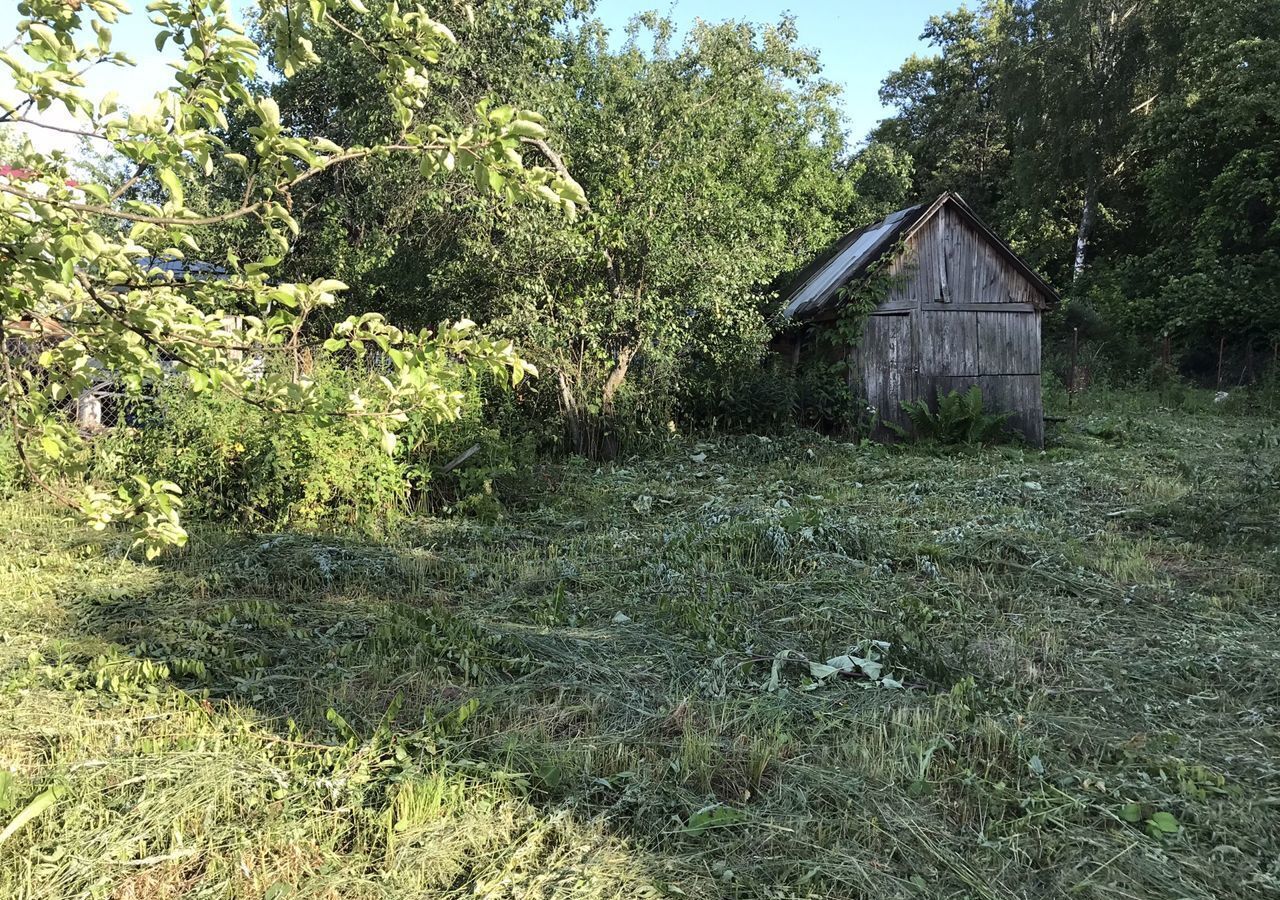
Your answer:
[678,355,797,434]
[96,369,410,532]
[93,358,533,530]
[399,379,535,521]
[898,386,1012,445]
[677,354,871,437]
[794,359,867,434]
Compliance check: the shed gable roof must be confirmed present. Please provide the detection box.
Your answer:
[782,192,1059,321]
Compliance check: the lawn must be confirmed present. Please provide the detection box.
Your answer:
[1,393,1277,899]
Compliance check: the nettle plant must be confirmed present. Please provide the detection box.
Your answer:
[0,0,585,555]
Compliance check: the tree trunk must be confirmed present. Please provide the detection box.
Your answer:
[557,370,585,455]
[595,346,635,461]
[557,345,636,459]
[1072,177,1099,281]
[600,346,635,417]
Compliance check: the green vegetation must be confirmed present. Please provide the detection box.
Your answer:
[1,0,561,552]
[2,393,1276,898]
[874,0,1280,373]
[898,386,1013,445]
[2,2,1278,895]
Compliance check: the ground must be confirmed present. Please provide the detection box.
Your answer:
[1,392,1277,899]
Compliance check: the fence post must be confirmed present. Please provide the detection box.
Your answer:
[76,391,102,430]
[1069,327,1078,410]
[1216,336,1226,390]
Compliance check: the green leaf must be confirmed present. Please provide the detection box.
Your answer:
[1147,811,1179,834]
[0,784,66,848]
[257,97,281,128]
[325,707,359,743]
[27,23,60,53]
[507,119,547,140]
[157,168,183,206]
[683,804,745,835]
[1119,802,1143,823]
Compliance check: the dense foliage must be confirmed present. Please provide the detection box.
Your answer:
[3,0,1274,539]
[874,0,1280,377]
[899,385,1013,445]
[0,0,575,551]
[254,6,912,455]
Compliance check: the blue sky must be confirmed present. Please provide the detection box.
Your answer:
[1,1,954,153]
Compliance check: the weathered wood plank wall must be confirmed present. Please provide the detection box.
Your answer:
[852,313,915,438]
[854,203,1046,446]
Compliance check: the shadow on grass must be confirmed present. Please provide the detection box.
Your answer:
[3,509,741,897]
[5,411,1280,899]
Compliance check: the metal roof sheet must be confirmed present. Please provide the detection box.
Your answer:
[782,203,924,320]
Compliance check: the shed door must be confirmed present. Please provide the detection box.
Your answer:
[854,312,915,440]
[915,305,1043,446]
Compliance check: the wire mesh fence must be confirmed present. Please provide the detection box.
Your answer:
[7,336,387,433]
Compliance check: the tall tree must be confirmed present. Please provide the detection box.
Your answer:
[257,0,589,321]
[873,4,1014,217]
[0,0,575,551]
[1122,0,1280,350]
[465,15,877,454]
[1004,0,1154,279]
[263,11,893,455]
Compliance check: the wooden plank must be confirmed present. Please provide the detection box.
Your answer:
[858,313,914,439]
[916,310,978,376]
[977,311,1041,375]
[937,215,950,303]
[918,302,1037,313]
[937,205,1046,305]
[874,300,918,313]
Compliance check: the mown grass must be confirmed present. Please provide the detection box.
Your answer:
[1,392,1278,899]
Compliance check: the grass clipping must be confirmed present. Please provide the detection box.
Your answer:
[0,395,1277,898]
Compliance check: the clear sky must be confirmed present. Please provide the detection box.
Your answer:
[0,1,954,154]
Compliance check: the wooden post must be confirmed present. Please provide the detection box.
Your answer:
[76,391,102,430]
[1069,327,1079,409]
[1216,336,1226,389]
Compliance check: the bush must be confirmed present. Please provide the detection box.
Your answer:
[92,358,534,531]
[97,375,410,532]
[678,355,797,434]
[399,379,536,521]
[677,354,870,437]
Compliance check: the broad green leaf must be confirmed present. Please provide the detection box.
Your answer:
[0,784,65,848]
[157,168,184,206]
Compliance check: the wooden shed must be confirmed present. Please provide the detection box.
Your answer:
[779,192,1059,446]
